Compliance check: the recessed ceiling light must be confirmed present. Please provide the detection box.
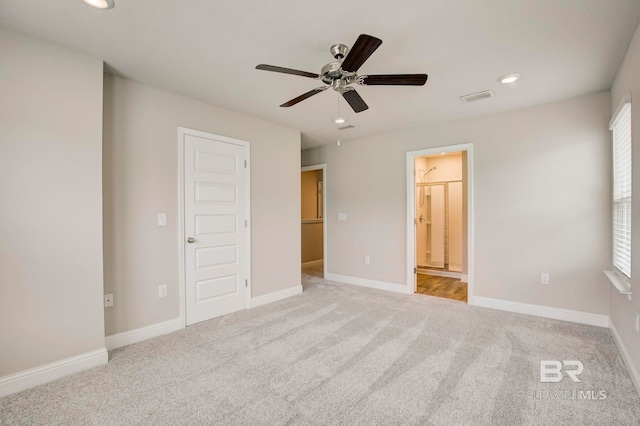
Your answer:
[83,0,115,9]
[333,117,347,124]
[498,73,521,84]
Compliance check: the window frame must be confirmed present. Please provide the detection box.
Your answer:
[609,93,632,284]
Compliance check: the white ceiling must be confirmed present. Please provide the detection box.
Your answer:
[2,0,640,149]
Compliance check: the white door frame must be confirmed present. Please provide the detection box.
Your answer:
[406,143,474,301]
[177,127,252,327]
[301,164,327,278]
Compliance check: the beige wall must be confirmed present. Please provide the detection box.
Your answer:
[301,170,322,219]
[302,222,324,263]
[423,153,463,182]
[303,92,611,315]
[610,21,640,383]
[103,75,301,335]
[0,28,105,376]
[415,157,428,265]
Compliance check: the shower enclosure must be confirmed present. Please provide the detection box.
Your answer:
[416,163,463,274]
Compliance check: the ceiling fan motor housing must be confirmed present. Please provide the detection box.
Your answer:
[320,62,356,86]
[320,61,342,84]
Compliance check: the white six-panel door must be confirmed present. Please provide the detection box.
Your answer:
[183,131,248,325]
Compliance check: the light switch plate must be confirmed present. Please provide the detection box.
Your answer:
[104,293,113,307]
[157,213,167,226]
[338,213,347,221]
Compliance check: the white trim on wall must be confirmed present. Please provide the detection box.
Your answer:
[250,285,303,308]
[418,269,462,279]
[177,127,252,327]
[326,273,407,294]
[177,129,186,327]
[105,318,184,351]
[301,164,328,278]
[0,348,108,398]
[406,143,474,298]
[609,319,640,397]
[471,296,609,327]
[105,287,303,352]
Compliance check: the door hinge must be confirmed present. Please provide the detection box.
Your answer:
[245,219,248,227]
[414,218,417,225]
[414,267,417,274]
[244,160,247,168]
[245,279,248,287]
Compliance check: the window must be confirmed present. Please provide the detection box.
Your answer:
[611,96,632,280]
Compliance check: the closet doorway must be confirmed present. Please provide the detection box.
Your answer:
[406,145,473,303]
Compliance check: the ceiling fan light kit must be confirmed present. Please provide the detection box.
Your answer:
[256,34,428,113]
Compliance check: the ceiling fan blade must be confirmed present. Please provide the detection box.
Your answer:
[280,86,328,107]
[341,34,382,73]
[256,64,319,79]
[360,74,428,86]
[342,89,369,113]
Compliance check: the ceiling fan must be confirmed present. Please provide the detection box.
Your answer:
[256,34,428,113]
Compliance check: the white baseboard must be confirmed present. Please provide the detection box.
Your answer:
[470,296,609,327]
[0,348,108,398]
[325,273,407,294]
[302,260,323,267]
[105,318,184,351]
[461,274,469,283]
[417,269,462,279]
[251,285,303,308]
[609,319,640,397]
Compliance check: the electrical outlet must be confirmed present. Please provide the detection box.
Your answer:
[540,273,550,285]
[159,284,168,298]
[635,312,640,334]
[364,256,371,265]
[104,293,113,307]
[157,213,167,227]
[338,212,347,221]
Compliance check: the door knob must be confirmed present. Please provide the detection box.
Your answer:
[187,237,196,244]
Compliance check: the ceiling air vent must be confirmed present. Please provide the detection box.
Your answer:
[459,90,494,103]
[338,124,356,131]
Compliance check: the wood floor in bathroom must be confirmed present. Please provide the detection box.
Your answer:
[416,274,467,302]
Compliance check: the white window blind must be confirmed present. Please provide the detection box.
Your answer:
[610,99,632,279]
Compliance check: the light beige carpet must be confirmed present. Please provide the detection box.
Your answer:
[1,266,639,425]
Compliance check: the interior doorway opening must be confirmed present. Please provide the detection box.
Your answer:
[406,145,473,303]
[301,165,327,283]
[416,153,464,272]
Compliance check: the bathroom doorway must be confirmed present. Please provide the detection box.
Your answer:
[406,145,473,302]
